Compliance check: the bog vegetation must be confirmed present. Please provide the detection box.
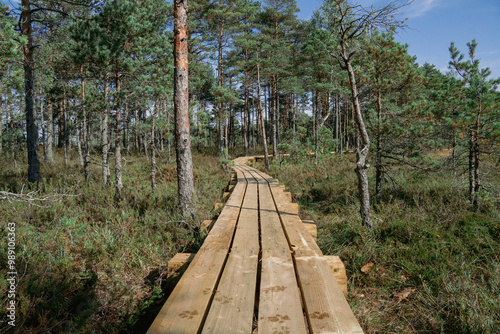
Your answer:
[0,0,499,332]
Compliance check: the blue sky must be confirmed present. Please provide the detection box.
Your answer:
[296,0,500,79]
[3,0,499,79]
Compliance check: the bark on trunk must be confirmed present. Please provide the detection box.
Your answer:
[115,74,123,198]
[125,103,131,155]
[22,0,40,183]
[314,91,320,165]
[77,125,84,167]
[375,90,383,196]
[57,99,64,148]
[216,19,225,158]
[271,76,278,158]
[243,54,249,156]
[345,57,373,230]
[257,54,270,171]
[469,108,481,211]
[174,0,195,219]
[452,131,457,175]
[39,96,46,162]
[46,99,54,163]
[151,100,157,194]
[102,82,110,186]
[82,77,90,180]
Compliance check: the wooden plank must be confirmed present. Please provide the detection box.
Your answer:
[324,255,348,297]
[264,175,323,258]
[202,171,259,333]
[201,219,215,231]
[253,171,308,334]
[147,170,247,334]
[283,191,292,202]
[295,256,363,334]
[252,168,363,333]
[303,221,317,241]
[167,253,195,277]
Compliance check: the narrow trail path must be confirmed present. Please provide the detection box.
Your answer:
[147,156,363,333]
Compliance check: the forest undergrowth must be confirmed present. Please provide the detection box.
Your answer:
[256,153,500,334]
[0,149,228,333]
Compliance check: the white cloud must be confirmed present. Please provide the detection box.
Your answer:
[353,0,440,18]
[406,0,441,18]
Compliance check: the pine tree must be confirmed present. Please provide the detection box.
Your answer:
[206,0,245,158]
[449,40,500,210]
[174,0,195,219]
[362,32,419,195]
[259,0,299,157]
[0,7,24,155]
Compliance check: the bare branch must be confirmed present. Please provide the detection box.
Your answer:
[0,189,80,208]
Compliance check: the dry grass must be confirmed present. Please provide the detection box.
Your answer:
[261,152,500,333]
[0,149,228,333]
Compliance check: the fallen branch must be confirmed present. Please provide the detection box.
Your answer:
[0,187,80,208]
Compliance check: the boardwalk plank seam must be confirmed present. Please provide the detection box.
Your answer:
[147,156,363,334]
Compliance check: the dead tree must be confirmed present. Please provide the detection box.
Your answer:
[322,0,410,230]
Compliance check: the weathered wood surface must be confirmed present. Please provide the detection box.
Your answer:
[147,168,247,334]
[147,156,363,334]
[202,168,259,333]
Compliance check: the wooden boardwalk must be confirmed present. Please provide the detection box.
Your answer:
[147,157,363,334]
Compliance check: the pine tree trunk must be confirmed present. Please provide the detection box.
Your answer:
[77,125,84,167]
[276,88,280,149]
[82,77,90,180]
[271,76,278,158]
[115,74,123,198]
[251,84,255,151]
[166,104,172,163]
[65,91,71,152]
[102,82,110,186]
[22,0,40,183]
[471,103,481,210]
[257,54,270,171]
[174,0,195,219]
[57,99,64,148]
[217,19,225,158]
[452,131,457,175]
[243,56,249,156]
[229,102,234,148]
[345,57,373,230]
[314,91,320,165]
[151,102,157,194]
[46,99,54,163]
[375,90,383,196]
[39,96,47,162]
[125,103,131,155]
[63,99,68,165]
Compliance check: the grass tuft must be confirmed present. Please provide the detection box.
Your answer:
[264,153,500,333]
[0,150,228,333]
